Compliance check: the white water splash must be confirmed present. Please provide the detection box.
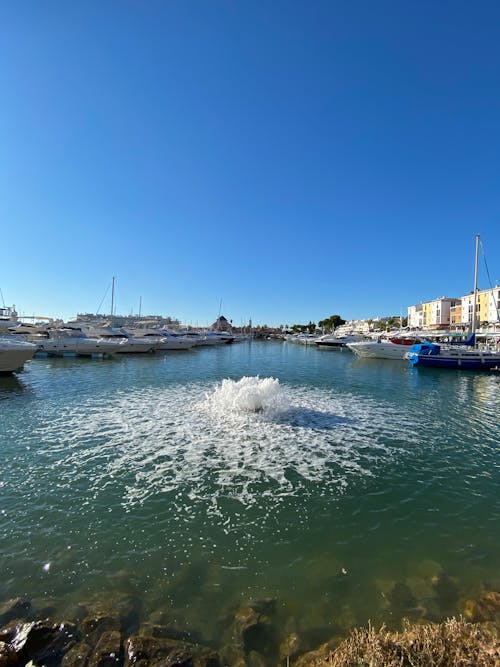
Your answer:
[205,376,289,414]
[28,376,417,514]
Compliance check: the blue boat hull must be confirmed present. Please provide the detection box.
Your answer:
[408,353,500,370]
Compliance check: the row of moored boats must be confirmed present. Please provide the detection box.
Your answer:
[281,331,500,370]
[0,324,238,374]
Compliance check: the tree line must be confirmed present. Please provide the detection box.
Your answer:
[284,314,408,334]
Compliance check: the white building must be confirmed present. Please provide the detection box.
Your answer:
[407,297,459,329]
[335,319,377,334]
[461,287,500,328]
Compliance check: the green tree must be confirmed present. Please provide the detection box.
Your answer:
[318,314,346,332]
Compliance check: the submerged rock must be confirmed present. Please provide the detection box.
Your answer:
[0,600,31,626]
[80,613,121,648]
[246,649,266,667]
[279,632,304,661]
[192,650,220,667]
[432,573,460,615]
[31,599,59,621]
[414,559,443,580]
[124,635,195,667]
[465,591,500,623]
[405,575,435,602]
[232,605,275,655]
[293,641,335,667]
[82,593,139,636]
[88,630,122,667]
[139,621,203,645]
[389,582,421,618]
[0,641,18,667]
[222,600,281,666]
[61,641,92,667]
[218,644,246,667]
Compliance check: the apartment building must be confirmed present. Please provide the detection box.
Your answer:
[460,287,500,328]
[409,288,500,330]
[407,297,459,329]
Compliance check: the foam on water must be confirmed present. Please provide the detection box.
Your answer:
[28,376,417,520]
[205,375,289,414]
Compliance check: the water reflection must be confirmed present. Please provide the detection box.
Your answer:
[469,374,500,404]
[0,374,29,398]
[1,341,499,662]
[273,406,355,430]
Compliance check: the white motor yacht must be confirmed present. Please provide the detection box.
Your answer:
[127,329,195,350]
[197,331,235,345]
[347,336,424,360]
[0,336,37,373]
[178,331,205,346]
[81,326,154,353]
[27,327,124,357]
[315,333,368,348]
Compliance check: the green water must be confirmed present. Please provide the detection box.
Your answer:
[0,341,499,656]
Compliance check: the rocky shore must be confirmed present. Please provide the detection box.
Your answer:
[0,584,499,667]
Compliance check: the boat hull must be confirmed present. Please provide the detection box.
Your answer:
[114,340,154,353]
[0,347,36,373]
[408,351,500,370]
[35,339,121,357]
[347,342,411,360]
[315,341,346,348]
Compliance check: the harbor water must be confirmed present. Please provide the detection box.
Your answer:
[1,341,499,655]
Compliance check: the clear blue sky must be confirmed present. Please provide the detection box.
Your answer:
[1,1,500,326]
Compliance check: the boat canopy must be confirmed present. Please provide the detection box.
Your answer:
[410,342,441,356]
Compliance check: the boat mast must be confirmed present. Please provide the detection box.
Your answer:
[471,234,480,334]
[111,276,115,317]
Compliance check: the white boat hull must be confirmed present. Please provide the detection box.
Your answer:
[153,338,194,350]
[0,343,36,373]
[114,339,154,353]
[35,338,121,357]
[347,341,412,360]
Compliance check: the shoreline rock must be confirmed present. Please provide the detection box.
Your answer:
[0,590,499,666]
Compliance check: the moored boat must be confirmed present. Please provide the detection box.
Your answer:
[26,327,123,357]
[347,336,424,360]
[0,336,37,373]
[81,326,154,353]
[407,337,500,370]
[128,329,195,350]
[316,333,368,348]
[407,235,500,370]
[197,331,235,345]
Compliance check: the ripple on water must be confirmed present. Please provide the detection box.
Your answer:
[27,376,419,519]
[1,361,500,647]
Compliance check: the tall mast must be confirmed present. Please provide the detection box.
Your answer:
[111,276,115,317]
[471,234,480,334]
[139,296,142,318]
[217,298,222,330]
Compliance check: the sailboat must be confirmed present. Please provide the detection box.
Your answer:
[407,235,500,370]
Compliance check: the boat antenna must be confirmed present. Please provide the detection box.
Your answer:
[0,287,5,309]
[471,234,480,334]
[480,237,500,324]
[139,296,142,318]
